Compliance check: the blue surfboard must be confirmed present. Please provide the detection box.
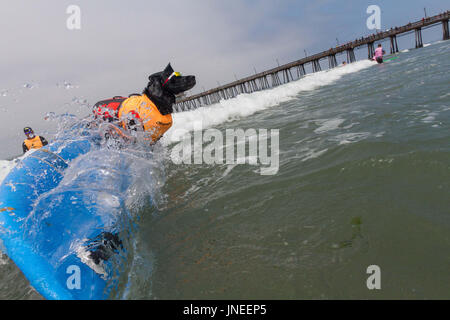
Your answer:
[0,134,134,299]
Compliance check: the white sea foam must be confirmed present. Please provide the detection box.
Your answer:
[314,118,346,134]
[0,160,13,258]
[162,59,374,145]
[301,148,328,162]
[330,132,371,145]
[0,160,15,185]
[0,253,7,265]
[422,111,439,123]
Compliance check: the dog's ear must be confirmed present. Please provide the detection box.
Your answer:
[161,63,174,81]
[146,63,173,84]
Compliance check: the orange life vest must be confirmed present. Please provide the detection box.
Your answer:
[117,94,172,143]
[24,136,44,150]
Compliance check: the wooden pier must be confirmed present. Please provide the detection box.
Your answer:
[174,11,449,112]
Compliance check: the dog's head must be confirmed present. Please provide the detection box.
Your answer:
[143,63,196,115]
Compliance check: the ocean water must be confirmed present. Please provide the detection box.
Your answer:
[0,40,449,299]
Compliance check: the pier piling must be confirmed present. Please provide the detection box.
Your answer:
[415,28,423,48]
[443,19,450,40]
[346,48,356,63]
[297,64,306,77]
[389,35,399,54]
[328,54,338,69]
[312,59,322,72]
[367,42,375,60]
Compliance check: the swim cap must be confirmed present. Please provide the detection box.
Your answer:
[24,127,34,134]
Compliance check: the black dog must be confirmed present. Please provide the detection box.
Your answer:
[91,63,196,144]
[144,63,196,115]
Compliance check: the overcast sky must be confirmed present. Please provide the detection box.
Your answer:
[0,0,448,157]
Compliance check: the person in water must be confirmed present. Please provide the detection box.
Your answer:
[373,44,385,64]
[22,127,48,153]
[92,63,196,145]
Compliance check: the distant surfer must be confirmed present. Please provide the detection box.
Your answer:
[22,127,48,153]
[373,44,385,64]
[92,63,196,145]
